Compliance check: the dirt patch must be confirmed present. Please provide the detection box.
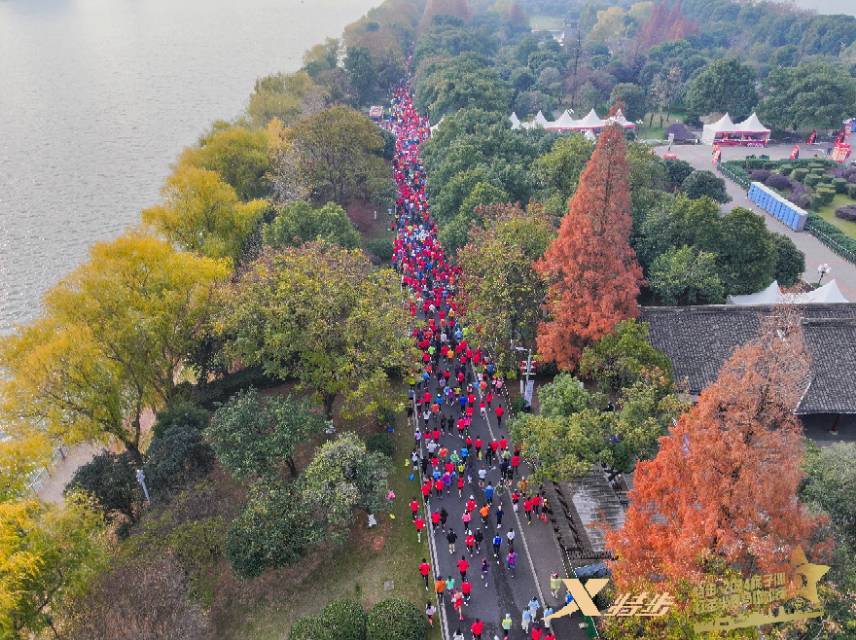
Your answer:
[347,200,393,240]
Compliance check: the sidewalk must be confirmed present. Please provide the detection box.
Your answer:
[667,143,856,300]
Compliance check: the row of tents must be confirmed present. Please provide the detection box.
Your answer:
[509,108,637,134]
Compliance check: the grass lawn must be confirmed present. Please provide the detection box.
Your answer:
[229,397,440,640]
[815,193,856,240]
[529,14,564,31]
[637,111,688,140]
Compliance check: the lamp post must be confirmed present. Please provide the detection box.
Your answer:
[817,263,831,286]
[135,468,150,502]
[514,345,533,408]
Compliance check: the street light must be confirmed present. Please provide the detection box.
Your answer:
[514,345,534,407]
[817,263,831,286]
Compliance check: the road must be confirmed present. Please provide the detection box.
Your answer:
[665,143,856,300]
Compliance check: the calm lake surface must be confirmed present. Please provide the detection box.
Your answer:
[0,0,378,332]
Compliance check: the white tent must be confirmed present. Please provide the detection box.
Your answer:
[533,111,549,127]
[736,112,770,135]
[575,108,605,129]
[606,108,635,129]
[727,280,848,305]
[509,112,521,130]
[545,109,577,131]
[701,113,736,144]
[429,116,445,134]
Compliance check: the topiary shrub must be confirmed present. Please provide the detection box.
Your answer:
[805,174,821,188]
[366,433,396,458]
[833,178,848,193]
[144,423,215,495]
[817,187,836,205]
[847,184,856,199]
[810,194,825,210]
[778,166,793,177]
[749,169,772,183]
[765,174,792,191]
[792,168,809,182]
[367,599,425,640]
[320,599,368,640]
[835,205,856,221]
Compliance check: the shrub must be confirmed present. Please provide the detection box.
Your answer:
[66,451,142,521]
[366,599,425,640]
[153,400,210,439]
[765,174,792,191]
[835,205,856,221]
[792,168,809,182]
[833,178,848,193]
[144,423,215,495]
[771,234,805,286]
[805,174,821,188]
[320,599,368,640]
[806,214,856,263]
[366,432,396,458]
[664,160,694,189]
[817,187,836,205]
[847,184,856,199]
[811,194,825,210]
[681,170,730,203]
[364,236,394,262]
[290,616,324,640]
[749,169,772,183]
[778,166,793,177]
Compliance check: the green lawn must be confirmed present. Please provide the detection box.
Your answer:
[815,193,856,240]
[231,400,440,640]
[637,111,688,140]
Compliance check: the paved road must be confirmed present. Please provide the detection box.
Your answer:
[665,143,856,300]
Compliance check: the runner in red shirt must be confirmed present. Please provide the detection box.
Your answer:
[418,559,431,589]
[524,498,534,525]
[409,498,420,519]
[431,510,441,531]
[495,404,505,427]
[465,531,476,555]
[414,517,425,542]
[461,579,473,604]
[457,556,469,579]
[511,450,521,477]
[471,618,484,640]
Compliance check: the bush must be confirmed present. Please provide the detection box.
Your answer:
[771,234,805,286]
[806,214,856,264]
[681,170,730,203]
[811,194,825,210]
[847,184,856,199]
[765,173,792,191]
[665,160,694,189]
[366,432,396,458]
[778,166,793,177]
[805,174,822,188]
[66,451,142,521]
[153,400,210,439]
[366,599,425,640]
[144,423,215,495]
[835,205,856,221]
[833,178,848,193]
[364,236,394,262]
[320,599,368,640]
[290,616,324,640]
[792,168,809,182]
[749,169,772,183]
[817,187,836,205]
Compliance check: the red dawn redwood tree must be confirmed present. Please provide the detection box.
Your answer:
[607,313,828,590]
[535,124,643,370]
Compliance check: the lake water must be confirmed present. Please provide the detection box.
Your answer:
[0,0,378,333]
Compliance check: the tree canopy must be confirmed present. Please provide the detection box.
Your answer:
[263,201,361,249]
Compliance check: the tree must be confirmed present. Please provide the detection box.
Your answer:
[144,423,214,496]
[458,205,553,372]
[207,388,324,479]
[67,553,210,640]
[771,233,805,287]
[0,431,50,501]
[247,70,327,127]
[270,106,393,207]
[151,400,210,439]
[532,135,594,216]
[66,451,142,522]
[0,234,229,461]
[290,616,326,640]
[537,373,602,419]
[345,46,380,105]
[578,320,673,394]
[180,123,271,200]
[319,599,368,640]
[684,59,757,120]
[366,598,425,640]
[218,244,414,419]
[759,61,856,131]
[226,481,318,578]
[635,195,722,269]
[0,496,109,639]
[663,159,694,190]
[263,201,361,249]
[648,245,725,305]
[609,83,646,121]
[300,432,390,543]
[680,170,729,203]
[715,207,777,295]
[607,315,826,589]
[142,165,269,263]
[535,125,643,370]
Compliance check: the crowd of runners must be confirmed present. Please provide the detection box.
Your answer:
[385,84,571,640]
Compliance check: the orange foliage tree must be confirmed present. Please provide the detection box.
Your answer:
[607,313,828,590]
[535,124,642,370]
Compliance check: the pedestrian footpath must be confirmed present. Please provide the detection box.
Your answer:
[384,84,589,640]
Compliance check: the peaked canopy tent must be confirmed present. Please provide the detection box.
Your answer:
[511,108,636,134]
[701,112,770,146]
[727,280,849,305]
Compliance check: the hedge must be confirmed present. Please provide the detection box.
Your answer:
[806,214,856,264]
[366,599,425,640]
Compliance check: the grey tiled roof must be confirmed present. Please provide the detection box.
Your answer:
[641,304,856,415]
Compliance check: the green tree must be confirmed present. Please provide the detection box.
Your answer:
[537,373,602,419]
[247,70,327,127]
[532,135,594,216]
[0,496,109,639]
[578,320,673,394]
[759,61,856,131]
[301,433,390,543]
[143,165,269,263]
[66,451,141,522]
[345,46,379,105]
[271,106,393,207]
[0,431,51,501]
[0,234,229,461]
[218,244,414,419]
[263,201,360,249]
[290,616,326,640]
[680,170,729,203]
[635,195,722,269]
[207,388,325,478]
[771,233,805,287]
[151,400,210,439]
[144,423,214,495]
[226,481,318,578]
[181,124,271,200]
[458,205,553,372]
[609,82,646,121]
[663,159,694,190]
[714,207,777,295]
[648,245,725,305]
[366,598,425,640]
[684,59,758,119]
[319,599,368,640]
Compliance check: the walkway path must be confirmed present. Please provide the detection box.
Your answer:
[667,143,856,300]
[386,87,589,640]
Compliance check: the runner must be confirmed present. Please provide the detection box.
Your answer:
[418,559,431,590]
